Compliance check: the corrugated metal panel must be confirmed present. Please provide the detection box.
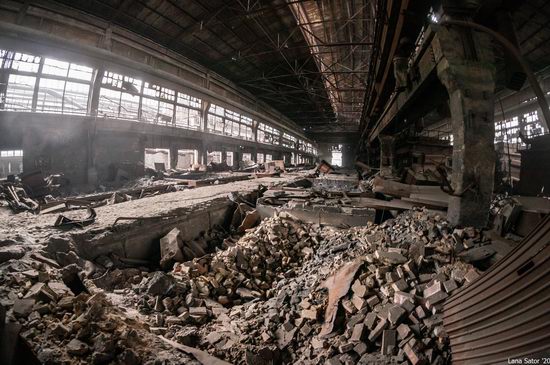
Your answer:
[443,215,550,364]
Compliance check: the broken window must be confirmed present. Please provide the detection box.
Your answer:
[206,104,254,140]
[282,133,297,149]
[140,82,175,124]
[175,92,202,130]
[257,153,264,163]
[99,71,142,120]
[119,91,140,119]
[258,123,280,145]
[242,153,252,162]
[1,52,41,73]
[265,154,272,162]
[495,116,520,144]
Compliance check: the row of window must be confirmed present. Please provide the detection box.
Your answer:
[495,111,545,145]
[431,111,545,146]
[0,49,318,154]
[207,103,254,140]
[0,149,23,157]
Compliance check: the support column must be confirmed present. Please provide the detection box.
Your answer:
[199,140,207,165]
[169,145,178,169]
[434,24,496,227]
[378,135,396,178]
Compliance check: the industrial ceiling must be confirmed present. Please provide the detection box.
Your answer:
[3,0,550,143]
[16,0,374,138]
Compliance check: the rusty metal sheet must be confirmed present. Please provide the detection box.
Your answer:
[319,259,363,337]
[443,216,550,364]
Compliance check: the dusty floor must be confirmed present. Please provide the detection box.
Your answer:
[0,174,303,246]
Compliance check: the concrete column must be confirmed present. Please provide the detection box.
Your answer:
[169,145,178,169]
[378,135,396,178]
[199,140,207,165]
[434,25,496,227]
[317,143,332,163]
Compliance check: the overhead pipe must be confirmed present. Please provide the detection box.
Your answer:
[440,19,550,131]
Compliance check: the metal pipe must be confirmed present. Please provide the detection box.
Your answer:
[440,19,550,130]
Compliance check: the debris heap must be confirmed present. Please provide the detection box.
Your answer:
[133,215,321,326]
[189,209,482,364]
[0,255,198,364]
[1,207,489,365]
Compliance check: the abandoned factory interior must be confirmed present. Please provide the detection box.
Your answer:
[1,0,550,364]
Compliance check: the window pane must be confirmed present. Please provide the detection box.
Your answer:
[43,58,69,77]
[102,71,142,92]
[0,49,10,68]
[158,101,174,125]
[224,120,232,135]
[209,104,224,116]
[177,92,201,108]
[36,78,65,113]
[215,116,224,132]
[98,88,121,117]
[10,52,41,73]
[189,109,202,129]
[68,63,93,81]
[141,97,158,123]
[119,92,139,119]
[63,82,90,115]
[175,105,190,128]
[4,74,36,111]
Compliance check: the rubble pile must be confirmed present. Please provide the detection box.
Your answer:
[175,216,320,303]
[0,255,199,364]
[0,182,40,213]
[132,216,320,324]
[1,204,490,364]
[186,209,482,364]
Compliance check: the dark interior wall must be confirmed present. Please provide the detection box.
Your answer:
[0,111,303,184]
[93,132,145,182]
[342,144,356,168]
[318,143,332,162]
[0,112,90,185]
[94,131,206,181]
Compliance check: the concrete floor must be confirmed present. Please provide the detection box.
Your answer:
[0,173,306,249]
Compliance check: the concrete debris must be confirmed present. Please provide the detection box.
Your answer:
[1,195,491,364]
[0,245,26,264]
